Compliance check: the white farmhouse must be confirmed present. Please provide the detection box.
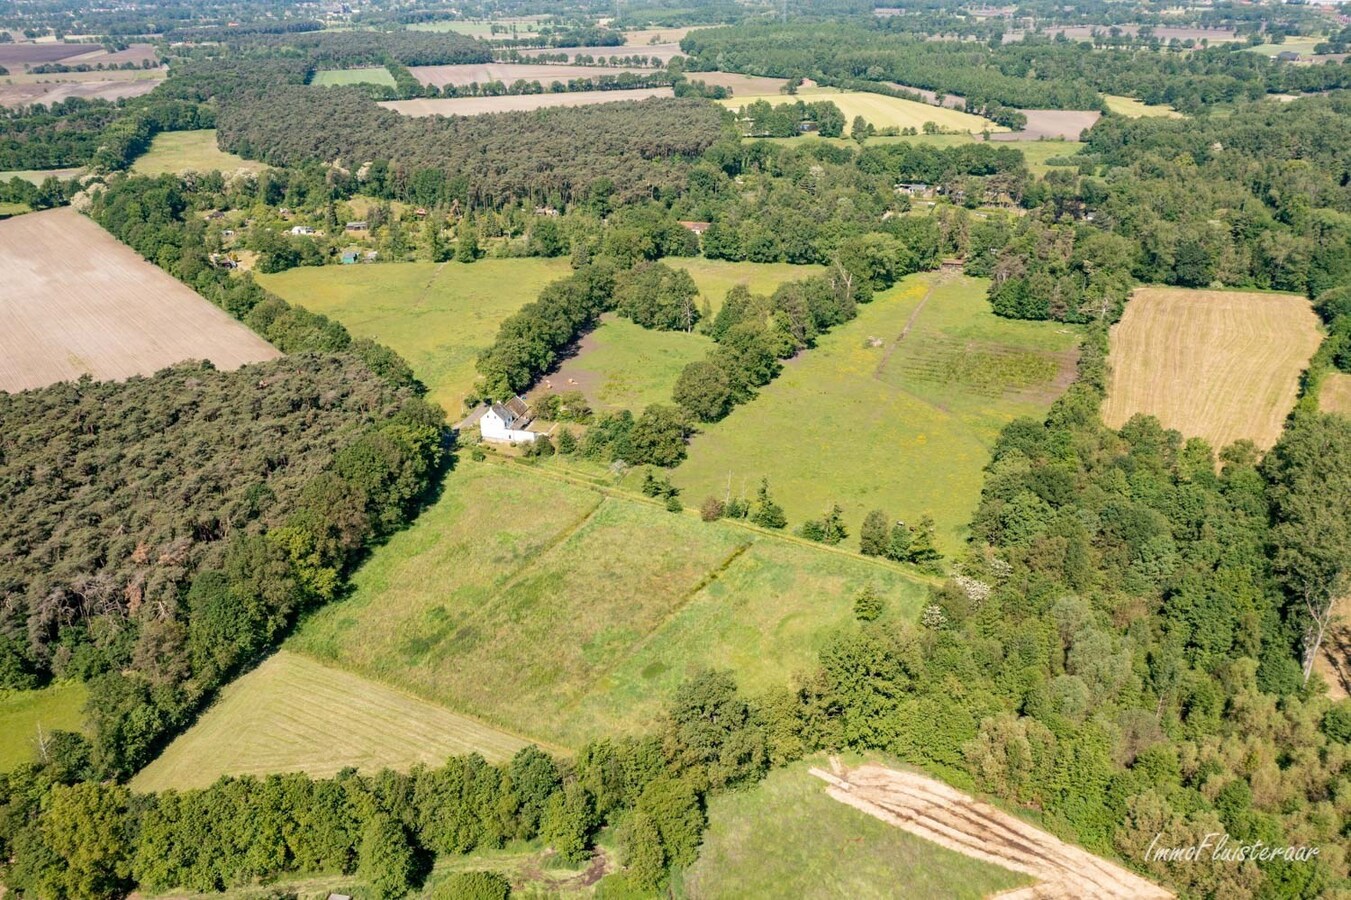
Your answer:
[480,396,538,443]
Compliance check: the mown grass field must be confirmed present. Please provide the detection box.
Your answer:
[1103,95,1184,118]
[671,273,1080,554]
[1102,287,1322,450]
[753,133,1083,178]
[132,651,530,792]
[0,682,86,772]
[1323,372,1351,417]
[131,129,264,175]
[312,66,397,87]
[722,87,1006,134]
[258,258,818,416]
[531,314,712,412]
[680,761,1030,900]
[0,166,82,184]
[288,463,931,749]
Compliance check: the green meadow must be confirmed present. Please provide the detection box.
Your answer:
[681,761,1030,899]
[671,273,1080,555]
[289,462,931,749]
[131,129,264,175]
[258,258,819,416]
[0,682,87,771]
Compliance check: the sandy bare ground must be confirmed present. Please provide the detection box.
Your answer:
[0,208,280,393]
[519,42,684,62]
[813,762,1173,900]
[410,62,646,87]
[383,87,672,116]
[989,109,1100,141]
[0,75,160,107]
[1102,288,1322,451]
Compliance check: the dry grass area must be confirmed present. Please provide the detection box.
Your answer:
[0,73,160,107]
[132,651,530,791]
[623,26,708,45]
[1102,288,1322,451]
[1103,95,1184,118]
[409,62,645,87]
[722,87,1006,134]
[519,43,684,62]
[813,761,1173,899]
[382,87,672,116]
[0,208,279,393]
[1322,372,1351,417]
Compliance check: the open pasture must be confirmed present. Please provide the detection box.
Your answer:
[527,314,711,412]
[132,651,529,792]
[1322,372,1351,417]
[0,682,87,772]
[1102,288,1322,450]
[683,762,1030,900]
[258,258,818,416]
[1103,95,1183,118]
[0,208,280,393]
[312,66,396,87]
[258,258,574,413]
[0,167,82,184]
[290,463,931,747]
[409,62,645,88]
[671,273,1080,554]
[131,129,264,175]
[382,87,673,117]
[722,87,1007,134]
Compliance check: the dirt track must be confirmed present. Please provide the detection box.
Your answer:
[812,762,1173,900]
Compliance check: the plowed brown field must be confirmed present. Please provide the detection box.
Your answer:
[0,208,279,393]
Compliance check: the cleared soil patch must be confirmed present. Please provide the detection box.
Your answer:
[382,87,672,116]
[0,73,160,107]
[0,42,97,68]
[0,208,280,393]
[132,651,529,791]
[1322,372,1351,417]
[410,62,645,87]
[1102,288,1322,450]
[990,109,1100,141]
[813,762,1173,899]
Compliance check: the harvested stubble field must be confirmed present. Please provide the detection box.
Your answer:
[382,87,673,116]
[132,651,529,792]
[672,273,1079,554]
[1102,288,1322,450]
[684,762,1031,899]
[723,87,1007,134]
[1322,372,1351,417]
[408,62,643,88]
[0,208,280,393]
[288,463,931,750]
[519,43,684,62]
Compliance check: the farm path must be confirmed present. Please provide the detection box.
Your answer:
[481,457,944,586]
[873,279,938,377]
[812,760,1173,900]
